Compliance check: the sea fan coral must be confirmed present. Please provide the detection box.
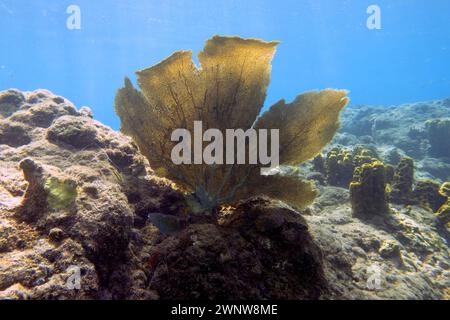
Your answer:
[115,36,349,210]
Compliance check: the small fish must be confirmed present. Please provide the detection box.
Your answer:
[147,212,185,235]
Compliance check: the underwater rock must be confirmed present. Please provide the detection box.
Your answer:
[332,132,361,147]
[79,106,93,118]
[48,228,66,243]
[47,116,102,149]
[146,197,327,300]
[436,182,450,227]
[379,146,405,166]
[1,88,449,300]
[0,89,25,118]
[321,146,379,189]
[0,88,333,300]
[0,119,32,147]
[0,238,99,300]
[416,157,450,182]
[378,240,401,260]
[305,200,450,299]
[0,89,180,299]
[390,157,415,204]
[15,158,50,222]
[115,36,349,211]
[350,160,390,219]
[426,118,450,158]
[9,90,78,128]
[340,105,377,137]
[412,180,447,212]
[338,98,450,179]
[312,186,350,210]
[325,147,354,188]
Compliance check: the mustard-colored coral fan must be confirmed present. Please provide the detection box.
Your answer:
[115,35,349,210]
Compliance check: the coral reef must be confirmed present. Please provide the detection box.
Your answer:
[1,89,449,300]
[308,185,450,300]
[412,180,447,212]
[115,36,349,210]
[426,119,450,158]
[349,160,390,219]
[146,197,327,299]
[316,146,444,217]
[336,99,450,182]
[0,89,179,299]
[313,145,379,189]
[436,182,450,227]
[325,147,354,187]
[0,89,331,300]
[0,120,31,147]
[390,157,415,204]
[312,154,326,174]
[0,89,26,118]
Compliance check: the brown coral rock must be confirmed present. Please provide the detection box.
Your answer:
[146,197,327,300]
[0,89,179,299]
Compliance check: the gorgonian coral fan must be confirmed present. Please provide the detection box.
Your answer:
[115,35,349,210]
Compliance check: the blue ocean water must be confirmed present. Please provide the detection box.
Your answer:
[0,0,449,130]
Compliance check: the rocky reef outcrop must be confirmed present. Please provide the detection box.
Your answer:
[333,98,450,182]
[0,89,181,299]
[350,160,390,219]
[145,198,326,300]
[1,89,449,300]
[299,98,450,299]
[426,119,450,159]
[437,183,450,228]
[390,157,415,204]
[0,89,327,300]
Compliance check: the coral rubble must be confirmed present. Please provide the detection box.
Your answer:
[426,119,450,158]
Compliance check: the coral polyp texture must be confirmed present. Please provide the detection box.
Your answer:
[115,35,349,210]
